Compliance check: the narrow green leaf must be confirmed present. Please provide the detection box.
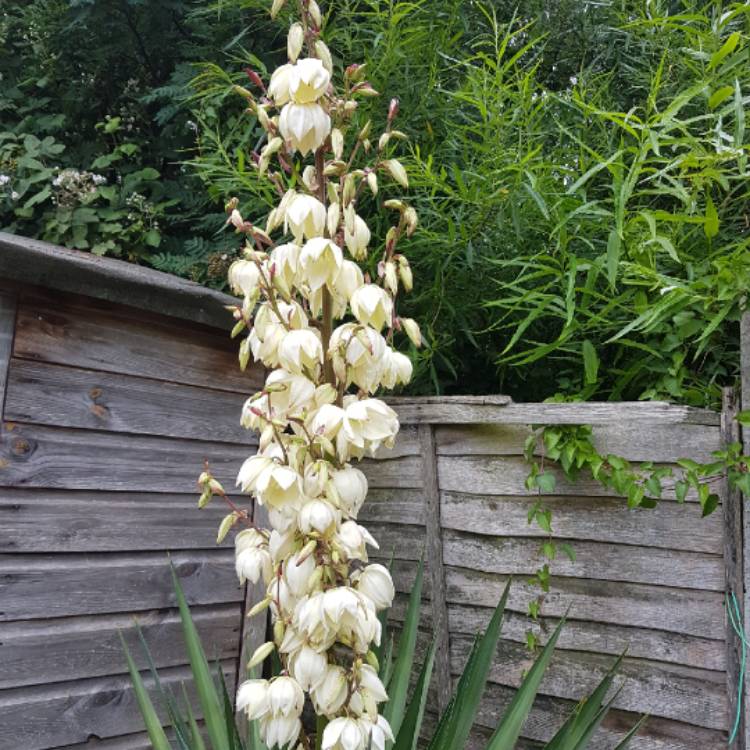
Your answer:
[429,580,512,750]
[582,340,599,385]
[704,195,719,238]
[613,715,649,748]
[171,564,230,750]
[182,684,208,750]
[484,615,567,749]
[392,639,437,750]
[383,558,424,739]
[708,32,740,70]
[119,634,172,750]
[606,229,621,288]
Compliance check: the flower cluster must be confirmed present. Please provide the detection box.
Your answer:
[198,1,423,749]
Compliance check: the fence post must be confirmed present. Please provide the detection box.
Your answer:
[0,290,17,437]
[723,388,744,749]
[419,423,452,713]
[741,311,750,750]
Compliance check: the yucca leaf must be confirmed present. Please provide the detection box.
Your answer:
[381,631,395,688]
[120,633,172,750]
[392,639,437,750]
[569,690,623,750]
[134,621,191,748]
[182,684,208,750]
[383,558,424,739]
[484,614,566,750]
[171,564,230,750]
[218,665,243,750]
[545,652,625,750]
[429,579,511,750]
[374,551,395,668]
[613,715,648,748]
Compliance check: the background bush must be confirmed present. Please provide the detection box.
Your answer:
[2,0,748,405]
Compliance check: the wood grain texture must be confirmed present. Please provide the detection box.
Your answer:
[0,422,253,493]
[388,397,719,426]
[440,491,723,553]
[0,232,238,330]
[13,291,262,392]
[0,291,16,431]
[0,551,242,621]
[418,424,452,712]
[0,661,234,750]
[437,453,713,501]
[742,311,750,750]
[435,421,722,463]
[450,634,727,729]
[0,604,240,689]
[0,489,235,552]
[443,567,724,639]
[442,529,724,590]
[5,359,253,443]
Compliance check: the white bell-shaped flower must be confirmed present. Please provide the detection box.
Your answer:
[256,463,304,509]
[300,237,343,291]
[228,259,263,299]
[235,529,273,585]
[269,242,301,290]
[334,259,364,302]
[236,678,270,720]
[268,63,294,105]
[278,328,324,375]
[331,466,368,517]
[299,499,340,535]
[310,403,346,438]
[288,645,328,691]
[268,675,305,717]
[311,663,349,716]
[286,193,327,242]
[353,563,394,610]
[342,397,400,454]
[344,213,371,260]
[336,520,379,562]
[380,348,413,389]
[350,284,393,331]
[283,549,317,597]
[260,714,302,749]
[289,58,330,103]
[279,102,331,156]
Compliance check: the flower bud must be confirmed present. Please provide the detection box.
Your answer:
[404,206,418,236]
[342,173,357,205]
[247,641,275,670]
[359,119,372,140]
[287,23,304,62]
[401,317,422,348]
[399,257,413,291]
[308,0,323,27]
[354,563,395,610]
[315,39,332,73]
[302,165,319,193]
[247,596,272,618]
[198,488,212,509]
[383,261,398,295]
[270,0,286,18]
[383,158,408,187]
[331,128,344,159]
[367,171,378,195]
[378,132,390,151]
[323,160,347,177]
[388,97,400,121]
[327,202,340,237]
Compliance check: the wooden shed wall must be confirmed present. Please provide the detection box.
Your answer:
[361,400,733,750]
[0,284,264,750]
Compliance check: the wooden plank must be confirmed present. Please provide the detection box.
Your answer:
[0,422,254,493]
[450,634,727,729]
[0,489,238,552]
[0,661,234,750]
[443,529,724,590]
[386,594,724,671]
[742,311,750,750]
[356,488,426,526]
[435,421,722,463]
[437,454,714,502]
[59,731,162,750]
[0,551,242,621]
[0,292,16,435]
[440,491,723,553]
[13,291,262,392]
[419,424,452,712]
[358,455,424,489]
[446,603,725,672]
[0,604,240,689]
[443,567,725,640]
[5,359,253,444]
[0,231,238,330]
[388,397,719,426]
[722,387,744,750]
[431,682,728,750]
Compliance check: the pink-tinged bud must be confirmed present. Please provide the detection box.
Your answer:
[388,97,400,121]
[244,68,266,92]
[352,82,379,97]
[345,63,363,80]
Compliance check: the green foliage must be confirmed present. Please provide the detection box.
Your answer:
[379,562,644,749]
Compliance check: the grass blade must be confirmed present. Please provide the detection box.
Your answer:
[171,564,230,750]
[383,558,424,739]
[182,684,208,750]
[429,579,511,750]
[392,639,437,750]
[119,634,172,750]
[484,614,567,750]
[613,715,649,749]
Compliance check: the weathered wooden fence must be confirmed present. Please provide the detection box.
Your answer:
[0,234,264,750]
[0,234,744,750]
[358,397,735,749]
